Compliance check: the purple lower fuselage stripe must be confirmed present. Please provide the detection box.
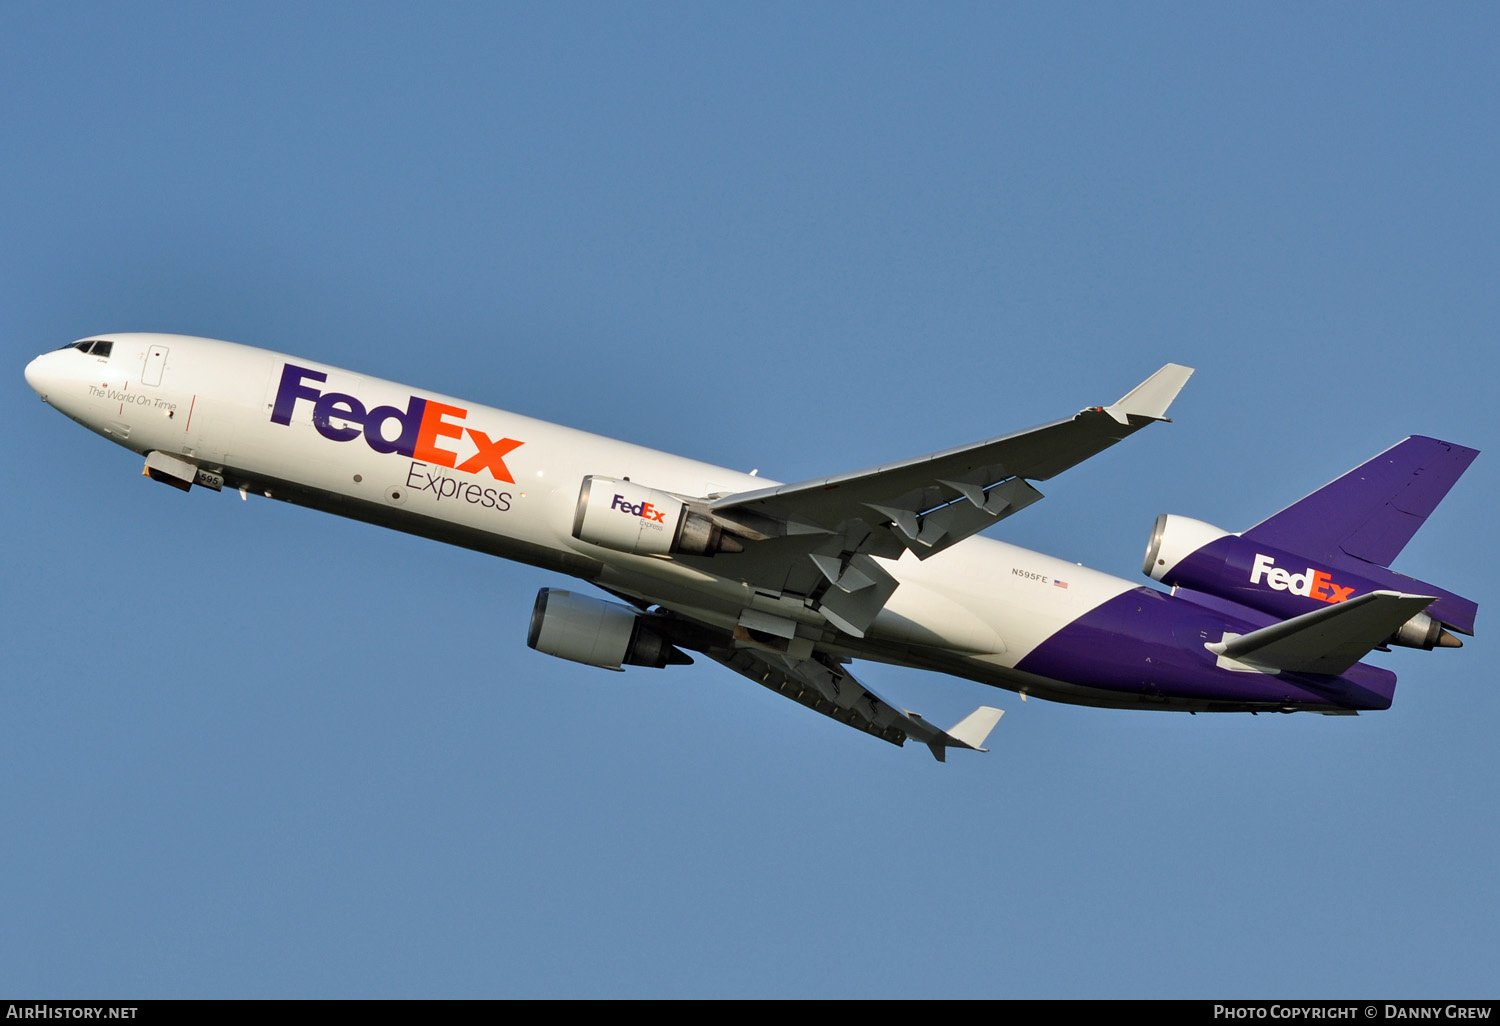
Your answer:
[1014,588,1397,710]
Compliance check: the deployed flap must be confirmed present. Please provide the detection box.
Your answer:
[706,364,1191,635]
[708,647,1001,760]
[1206,590,1436,676]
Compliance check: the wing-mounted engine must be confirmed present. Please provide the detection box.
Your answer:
[1144,513,1472,651]
[526,588,693,670]
[572,476,744,557]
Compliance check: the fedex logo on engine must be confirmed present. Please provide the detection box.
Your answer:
[271,364,522,482]
[1249,553,1356,604]
[611,494,668,523]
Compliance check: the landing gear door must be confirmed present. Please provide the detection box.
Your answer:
[142,344,169,386]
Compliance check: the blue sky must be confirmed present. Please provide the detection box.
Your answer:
[3,2,1496,998]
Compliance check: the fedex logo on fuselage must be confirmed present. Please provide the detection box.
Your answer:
[611,494,667,522]
[1249,553,1356,604]
[271,364,522,483]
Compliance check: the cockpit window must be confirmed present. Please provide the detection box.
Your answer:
[61,340,112,357]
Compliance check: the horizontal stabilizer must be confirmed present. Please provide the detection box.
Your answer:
[1207,591,1436,676]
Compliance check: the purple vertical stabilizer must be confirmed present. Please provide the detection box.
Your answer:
[1148,437,1479,636]
[1245,436,1478,569]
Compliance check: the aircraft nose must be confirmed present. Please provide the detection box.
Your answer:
[24,350,72,402]
[24,353,50,399]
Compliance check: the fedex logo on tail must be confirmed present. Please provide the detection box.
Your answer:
[1249,553,1355,604]
[271,364,522,483]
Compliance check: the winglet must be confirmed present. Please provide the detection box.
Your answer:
[1103,363,1195,425]
[924,706,1004,762]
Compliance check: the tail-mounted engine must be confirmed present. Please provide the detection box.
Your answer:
[1143,514,1469,651]
[572,476,743,556]
[526,588,692,670]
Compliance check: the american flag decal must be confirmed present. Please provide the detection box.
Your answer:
[1053,579,1069,589]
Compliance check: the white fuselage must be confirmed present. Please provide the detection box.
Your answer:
[26,333,1142,703]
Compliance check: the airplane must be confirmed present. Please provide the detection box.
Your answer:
[24,334,1478,760]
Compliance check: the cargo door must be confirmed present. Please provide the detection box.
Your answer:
[142,344,169,386]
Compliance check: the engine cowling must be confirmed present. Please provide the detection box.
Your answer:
[526,589,692,670]
[1143,514,1232,581]
[571,476,741,556]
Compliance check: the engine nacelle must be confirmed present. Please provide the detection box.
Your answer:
[1390,610,1463,650]
[1143,514,1232,581]
[571,476,741,556]
[526,589,692,670]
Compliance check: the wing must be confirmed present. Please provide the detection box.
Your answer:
[700,364,1193,636]
[706,645,1002,761]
